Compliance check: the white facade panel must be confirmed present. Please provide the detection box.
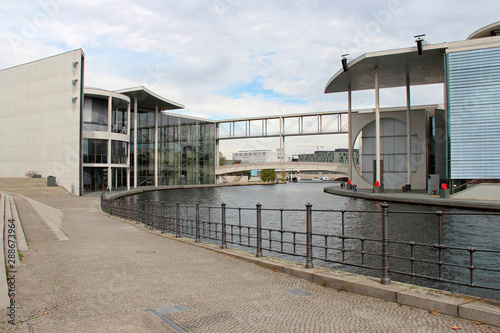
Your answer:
[448,46,500,179]
[0,50,84,194]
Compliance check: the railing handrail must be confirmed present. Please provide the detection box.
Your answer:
[100,195,500,299]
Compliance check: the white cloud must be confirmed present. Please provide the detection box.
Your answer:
[1,0,499,154]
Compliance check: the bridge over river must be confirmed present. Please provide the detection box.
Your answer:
[215,162,348,176]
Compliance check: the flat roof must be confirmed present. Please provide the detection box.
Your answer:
[468,21,500,40]
[324,44,447,93]
[325,24,500,94]
[115,86,184,111]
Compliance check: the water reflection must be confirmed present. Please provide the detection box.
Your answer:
[130,182,500,301]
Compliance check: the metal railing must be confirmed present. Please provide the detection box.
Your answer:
[101,194,500,294]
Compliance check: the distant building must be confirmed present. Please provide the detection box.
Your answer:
[232,149,286,164]
[297,149,359,165]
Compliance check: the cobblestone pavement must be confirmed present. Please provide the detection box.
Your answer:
[2,194,499,332]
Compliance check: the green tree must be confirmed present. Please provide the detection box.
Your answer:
[260,169,277,183]
[219,152,226,166]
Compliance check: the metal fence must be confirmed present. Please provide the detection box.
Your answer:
[101,194,500,294]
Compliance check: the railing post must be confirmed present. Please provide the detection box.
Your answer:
[305,203,314,269]
[221,203,227,249]
[176,202,181,238]
[256,203,263,257]
[160,202,165,233]
[381,202,391,285]
[195,203,200,242]
[436,211,443,280]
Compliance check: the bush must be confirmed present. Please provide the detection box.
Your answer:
[260,169,277,183]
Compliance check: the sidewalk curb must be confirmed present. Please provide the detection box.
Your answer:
[323,187,500,211]
[99,207,500,328]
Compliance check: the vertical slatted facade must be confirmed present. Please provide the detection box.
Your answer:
[447,47,500,179]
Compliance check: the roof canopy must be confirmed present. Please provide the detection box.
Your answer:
[468,21,500,40]
[324,45,447,93]
[115,86,184,111]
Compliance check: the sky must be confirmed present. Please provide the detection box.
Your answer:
[1,0,499,157]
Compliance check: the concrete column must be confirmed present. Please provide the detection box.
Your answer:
[133,97,138,188]
[108,166,112,191]
[282,136,286,162]
[348,86,353,181]
[279,117,283,162]
[107,97,112,191]
[108,96,112,132]
[126,102,131,191]
[375,66,381,184]
[154,105,158,187]
[406,76,412,186]
[215,124,220,184]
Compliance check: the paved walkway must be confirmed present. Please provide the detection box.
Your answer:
[1,191,499,332]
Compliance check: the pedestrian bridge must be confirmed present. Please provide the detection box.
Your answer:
[215,162,348,175]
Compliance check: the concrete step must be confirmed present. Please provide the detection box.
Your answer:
[0,178,69,197]
[0,177,48,187]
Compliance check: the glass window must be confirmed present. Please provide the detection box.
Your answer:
[83,97,108,131]
[111,140,127,164]
[83,139,108,164]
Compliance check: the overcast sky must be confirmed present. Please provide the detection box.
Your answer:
[1,0,499,156]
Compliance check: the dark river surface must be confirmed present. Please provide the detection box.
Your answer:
[129,182,500,301]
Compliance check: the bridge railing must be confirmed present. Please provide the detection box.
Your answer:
[101,194,500,299]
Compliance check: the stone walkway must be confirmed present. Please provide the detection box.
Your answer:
[1,192,499,332]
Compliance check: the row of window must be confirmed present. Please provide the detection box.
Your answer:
[83,139,127,164]
[83,97,128,133]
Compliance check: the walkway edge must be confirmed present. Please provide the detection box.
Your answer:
[323,186,500,211]
[99,205,500,328]
[0,193,9,308]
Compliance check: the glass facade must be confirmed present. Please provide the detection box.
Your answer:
[297,150,359,164]
[83,167,107,192]
[83,139,108,164]
[131,112,216,186]
[83,97,108,131]
[111,140,127,164]
[82,91,216,192]
[447,47,500,179]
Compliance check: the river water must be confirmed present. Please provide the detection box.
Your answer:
[129,181,500,301]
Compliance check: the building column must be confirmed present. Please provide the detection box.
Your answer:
[154,105,159,187]
[107,96,112,191]
[348,86,353,181]
[406,75,412,187]
[215,124,220,184]
[133,97,138,188]
[108,96,112,132]
[282,136,286,162]
[375,66,382,185]
[279,117,284,162]
[126,102,131,190]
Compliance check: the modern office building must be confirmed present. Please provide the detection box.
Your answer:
[297,149,359,165]
[0,49,216,195]
[232,149,285,164]
[324,21,500,190]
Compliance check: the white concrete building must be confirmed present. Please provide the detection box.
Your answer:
[232,149,286,164]
[0,49,217,195]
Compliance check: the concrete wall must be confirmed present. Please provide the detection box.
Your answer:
[0,50,84,195]
[451,184,500,201]
[218,175,249,184]
[350,107,436,190]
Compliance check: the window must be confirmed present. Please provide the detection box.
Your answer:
[83,97,108,131]
[111,141,127,164]
[83,139,108,164]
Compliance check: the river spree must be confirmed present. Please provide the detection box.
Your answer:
[129,182,500,301]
